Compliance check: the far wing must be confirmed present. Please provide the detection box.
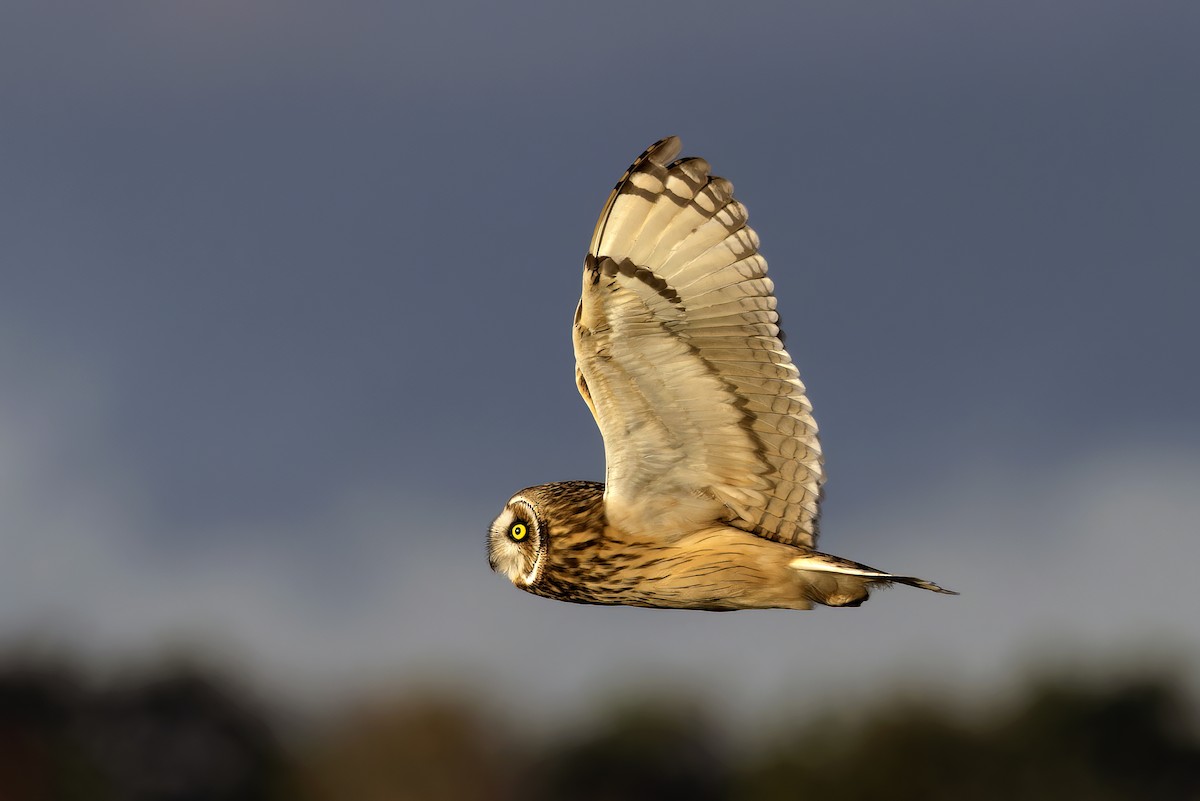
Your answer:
[573,137,824,548]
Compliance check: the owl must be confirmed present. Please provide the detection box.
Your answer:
[488,137,954,610]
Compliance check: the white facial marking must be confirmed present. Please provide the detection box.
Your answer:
[508,497,546,587]
[489,497,543,587]
[488,508,524,582]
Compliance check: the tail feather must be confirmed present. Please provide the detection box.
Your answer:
[789,551,957,607]
[887,574,958,595]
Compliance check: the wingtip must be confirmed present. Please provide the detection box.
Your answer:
[645,135,682,164]
[589,136,685,255]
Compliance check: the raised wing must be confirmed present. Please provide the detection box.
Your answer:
[573,137,824,548]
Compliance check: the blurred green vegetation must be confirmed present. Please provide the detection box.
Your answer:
[1,654,1198,800]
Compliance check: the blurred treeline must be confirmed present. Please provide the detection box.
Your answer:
[2,654,1199,801]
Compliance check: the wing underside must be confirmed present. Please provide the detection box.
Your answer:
[573,137,824,548]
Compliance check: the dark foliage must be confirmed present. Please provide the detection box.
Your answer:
[295,695,516,801]
[0,659,288,801]
[737,676,1200,801]
[528,701,729,801]
[2,656,1198,801]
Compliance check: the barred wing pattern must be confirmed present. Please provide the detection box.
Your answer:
[572,137,824,548]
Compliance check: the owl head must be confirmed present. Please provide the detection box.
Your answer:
[487,493,545,587]
[488,481,606,591]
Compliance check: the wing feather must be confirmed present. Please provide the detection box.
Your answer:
[574,137,824,547]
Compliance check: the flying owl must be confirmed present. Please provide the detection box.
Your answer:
[488,137,954,610]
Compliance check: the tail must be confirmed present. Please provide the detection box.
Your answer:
[789,551,957,608]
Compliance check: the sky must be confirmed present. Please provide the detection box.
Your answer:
[2,1,1198,728]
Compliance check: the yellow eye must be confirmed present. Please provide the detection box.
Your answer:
[509,522,527,541]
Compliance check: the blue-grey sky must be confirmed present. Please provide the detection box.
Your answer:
[2,1,1198,724]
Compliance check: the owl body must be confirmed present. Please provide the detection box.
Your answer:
[488,138,953,610]
[488,481,940,610]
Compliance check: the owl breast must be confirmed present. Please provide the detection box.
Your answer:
[529,523,816,611]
